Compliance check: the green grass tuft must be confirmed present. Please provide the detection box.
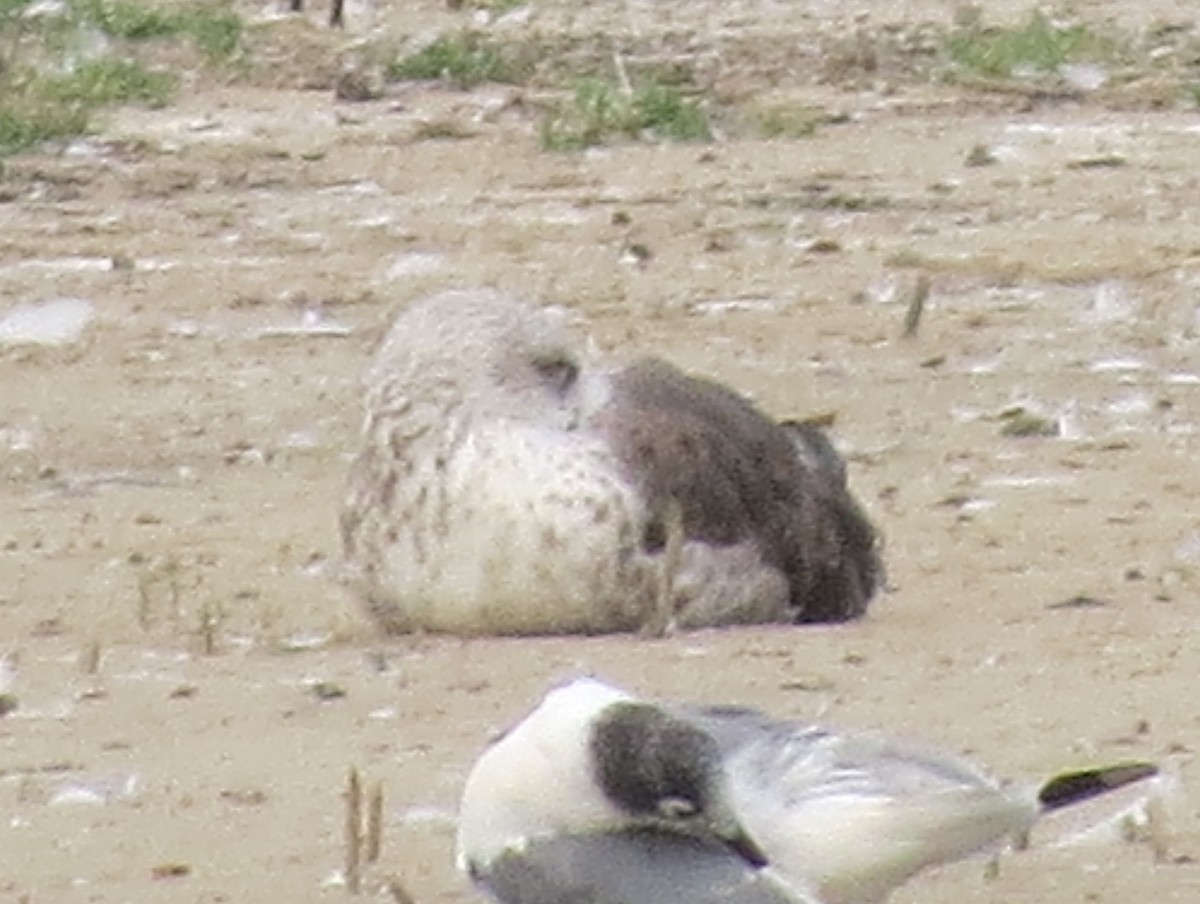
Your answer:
[78,0,243,59]
[388,32,532,88]
[542,77,710,150]
[38,57,175,107]
[634,82,710,141]
[541,78,628,150]
[0,0,243,156]
[943,10,1115,79]
[80,0,182,40]
[0,57,173,155]
[0,104,91,156]
[753,104,823,140]
[181,6,241,58]
[479,0,525,14]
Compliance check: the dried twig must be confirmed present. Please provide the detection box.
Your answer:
[345,768,363,894]
[366,780,384,864]
[612,51,634,97]
[198,600,221,656]
[345,770,387,894]
[80,639,101,675]
[902,273,931,339]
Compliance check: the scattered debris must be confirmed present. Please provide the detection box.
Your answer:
[79,639,102,675]
[964,143,997,167]
[275,632,334,653]
[901,273,931,338]
[1058,63,1109,92]
[220,787,269,806]
[197,599,223,656]
[346,768,363,895]
[999,407,1061,438]
[384,252,445,281]
[1067,154,1126,170]
[223,441,272,466]
[254,307,352,339]
[151,863,191,880]
[0,297,94,347]
[0,656,17,715]
[366,779,384,864]
[779,676,836,693]
[49,772,141,806]
[806,237,842,254]
[1086,281,1137,323]
[1046,594,1110,610]
[619,242,653,268]
[344,768,385,895]
[310,680,347,701]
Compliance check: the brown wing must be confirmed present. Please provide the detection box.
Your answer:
[600,358,881,622]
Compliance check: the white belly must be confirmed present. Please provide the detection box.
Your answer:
[377,426,655,635]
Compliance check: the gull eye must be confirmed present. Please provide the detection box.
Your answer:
[531,354,579,395]
[656,796,699,820]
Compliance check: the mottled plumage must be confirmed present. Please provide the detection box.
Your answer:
[341,289,881,635]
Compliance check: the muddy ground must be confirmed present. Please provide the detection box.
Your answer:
[1,0,1199,901]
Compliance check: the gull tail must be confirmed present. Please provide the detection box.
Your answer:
[1037,762,1158,811]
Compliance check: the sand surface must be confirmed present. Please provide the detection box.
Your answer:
[1,0,1199,900]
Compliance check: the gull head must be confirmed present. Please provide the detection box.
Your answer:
[456,678,765,878]
[366,289,608,435]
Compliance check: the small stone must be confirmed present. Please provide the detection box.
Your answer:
[999,409,1060,438]
[150,863,191,880]
[310,680,347,701]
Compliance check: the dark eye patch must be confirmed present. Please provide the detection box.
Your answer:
[591,702,716,819]
[532,354,580,395]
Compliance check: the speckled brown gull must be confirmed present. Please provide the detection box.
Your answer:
[340,289,881,636]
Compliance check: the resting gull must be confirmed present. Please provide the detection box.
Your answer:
[456,677,819,904]
[341,289,881,635]
[456,677,1159,904]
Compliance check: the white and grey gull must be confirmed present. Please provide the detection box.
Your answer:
[456,678,820,904]
[341,289,881,636]
[456,677,1160,904]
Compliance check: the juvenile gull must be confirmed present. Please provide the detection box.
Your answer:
[457,678,1159,904]
[341,289,881,635]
